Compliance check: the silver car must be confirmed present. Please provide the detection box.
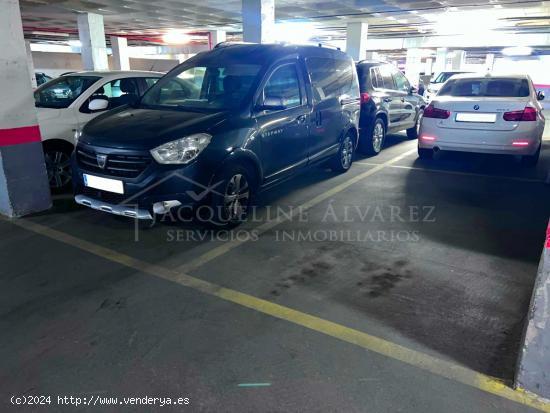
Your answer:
[418,73,545,166]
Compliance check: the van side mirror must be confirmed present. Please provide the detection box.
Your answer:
[409,85,418,95]
[256,97,286,112]
[537,90,545,101]
[88,99,109,112]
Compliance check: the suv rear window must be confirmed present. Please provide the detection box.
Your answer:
[439,78,530,97]
[306,57,357,102]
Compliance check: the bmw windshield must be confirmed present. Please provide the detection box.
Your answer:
[34,76,100,109]
[140,64,262,112]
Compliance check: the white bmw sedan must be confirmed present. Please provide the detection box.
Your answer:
[418,74,545,166]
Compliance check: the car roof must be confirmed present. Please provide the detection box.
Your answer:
[356,60,387,67]
[449,73,529,81]
[64,70,164,78]
[188,43,351,66]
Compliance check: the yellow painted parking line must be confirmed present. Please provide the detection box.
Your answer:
[178,149,417,273]
[6,217,550,413]
[355,162,545,184]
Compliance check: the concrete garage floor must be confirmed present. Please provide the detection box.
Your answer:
[2,135,550,412]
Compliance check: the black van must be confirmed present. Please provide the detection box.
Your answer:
[72,43,360,225]
[356,61,425,155]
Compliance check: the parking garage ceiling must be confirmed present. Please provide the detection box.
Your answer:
[20,0,550,44]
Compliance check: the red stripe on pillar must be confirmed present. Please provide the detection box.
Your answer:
[0,125,42,147]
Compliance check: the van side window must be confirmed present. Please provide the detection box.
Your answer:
[262,64,302,109]
[306,57,355,102]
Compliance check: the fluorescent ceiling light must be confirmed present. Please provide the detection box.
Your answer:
[274,22,317,44]
[162,31,191,44]
[31,31,69,37]
[502,46,532,56]
[430,10,499,36]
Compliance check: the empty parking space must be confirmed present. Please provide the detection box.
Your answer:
[3,136,550,412]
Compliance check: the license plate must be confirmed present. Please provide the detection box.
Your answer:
[455,112,497,123]
[83,174,124,194]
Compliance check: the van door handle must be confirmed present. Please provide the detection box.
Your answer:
[383,98,392,102]
[296,114,307,124]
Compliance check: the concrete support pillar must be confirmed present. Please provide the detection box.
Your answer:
[209,30,226,48]
[110,36,129,71]
[365,51,379,61]
[0,0,51,217]
[25,41,37,89]
[405,48,423,88]
[424,57,433,77]
[242,0,274,43]
[346,22,368,62]
[450,50,465,71]
[485,53,495,72]
[77,13,109,71]
[434,48,447,74]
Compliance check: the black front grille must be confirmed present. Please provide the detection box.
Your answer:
[77,146,151,178]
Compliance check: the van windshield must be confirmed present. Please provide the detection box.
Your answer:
[438,78,530,97]
[140,64,262,111]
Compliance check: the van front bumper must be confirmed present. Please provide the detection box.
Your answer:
[72,143,215,217]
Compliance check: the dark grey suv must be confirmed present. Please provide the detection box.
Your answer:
[356,61,426,155]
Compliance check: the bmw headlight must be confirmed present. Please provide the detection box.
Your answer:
[150,133,212,164]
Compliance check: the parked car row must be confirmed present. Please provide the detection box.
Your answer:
[33,43,545,226]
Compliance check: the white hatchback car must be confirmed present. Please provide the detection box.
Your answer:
[418,74,545,166]
[34,71,163,190]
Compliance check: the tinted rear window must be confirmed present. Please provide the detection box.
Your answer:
[439,78,530,97]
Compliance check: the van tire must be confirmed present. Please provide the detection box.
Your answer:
[407,109,423,139]
[521,144,541,167]
[359,117,385,155]
[330,134,354,173]
[207,164,253,227]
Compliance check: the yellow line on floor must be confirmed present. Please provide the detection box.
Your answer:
[7,217,550,413]
[355,162,545,184]
[178,149,417,273]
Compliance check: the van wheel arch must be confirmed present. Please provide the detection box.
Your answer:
[211,152,262,192]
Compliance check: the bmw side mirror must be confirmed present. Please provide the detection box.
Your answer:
[537,90,545,101]
[256,97,286,112]
[88,99,109,112]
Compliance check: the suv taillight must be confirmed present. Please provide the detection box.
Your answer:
[503,107,537,122]
[360,92,370,104]
[423,104,450,119]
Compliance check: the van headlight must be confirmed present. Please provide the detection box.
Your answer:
[150,133,212,164]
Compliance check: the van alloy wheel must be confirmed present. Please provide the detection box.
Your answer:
[223,173,250,222]
[45,150,72,189]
